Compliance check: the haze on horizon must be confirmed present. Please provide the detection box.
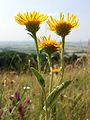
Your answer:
[0,0,90,42]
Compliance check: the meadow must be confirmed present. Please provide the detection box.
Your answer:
[0,10,90,120]
[0,53,90,120]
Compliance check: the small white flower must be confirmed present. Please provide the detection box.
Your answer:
[23,86,30,90]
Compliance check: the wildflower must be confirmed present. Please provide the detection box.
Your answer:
[47,12,79,37]
[38,35,62,55]
[15,91,20,102]
[0,110,3,119]
[10,91,20,106]
[52,68,61,73]
[15,11,48,35]
[18,103,24,119]
[23,86,30,90]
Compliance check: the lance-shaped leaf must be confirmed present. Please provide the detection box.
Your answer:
[31,67,45,89]
[46,80,71,108]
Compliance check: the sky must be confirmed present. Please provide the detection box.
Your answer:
[0,0,90,42]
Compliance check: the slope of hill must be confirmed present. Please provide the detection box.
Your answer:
[0,40,88,55]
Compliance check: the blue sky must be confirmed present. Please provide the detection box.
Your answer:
[0,0,90,42]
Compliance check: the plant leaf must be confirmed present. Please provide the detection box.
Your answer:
[31,67,45,89]
[46,80,71,108]
[27,33,34,38]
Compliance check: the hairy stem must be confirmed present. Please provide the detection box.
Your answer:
[43,88,48,120]
[60,36,65,84]
[33,33,41,72]
[48,55,53,94]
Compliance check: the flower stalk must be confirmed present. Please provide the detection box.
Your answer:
[42,88,48,120]
[60,36,65,84]
[33,33,41,72]
[14,11,48,72]
[48,55,53,94]
[14,11,79,120]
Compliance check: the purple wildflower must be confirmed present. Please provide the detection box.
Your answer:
[0,110,3,119]
[15,91,20,101]
[18,103,24,119]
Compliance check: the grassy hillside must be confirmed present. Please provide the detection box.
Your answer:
[0,55,90,120]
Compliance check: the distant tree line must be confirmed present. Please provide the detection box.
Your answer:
[0,50,86,72]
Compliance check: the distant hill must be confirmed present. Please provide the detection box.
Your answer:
[0,40,88,56]
[0,40,36,54]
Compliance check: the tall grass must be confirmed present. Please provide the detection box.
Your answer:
[0,55,90,120]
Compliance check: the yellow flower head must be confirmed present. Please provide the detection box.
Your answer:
[38,35,62,55]
[47,12,79,37]
[52,68,61,73]
[52,67,62,73]
[14,11,48,34]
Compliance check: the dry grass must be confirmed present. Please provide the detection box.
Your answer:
[0,55,90,119]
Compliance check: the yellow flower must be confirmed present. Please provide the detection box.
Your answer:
[47,12,79,37]
[38,35,62,55]
[52,68,61,73]
[14,11,48,34]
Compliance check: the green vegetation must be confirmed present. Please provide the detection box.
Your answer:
[0,50,86,72]
[0,51,37,72]
[0,55,89,120]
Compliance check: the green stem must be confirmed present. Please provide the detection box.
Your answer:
[42,88,48,120]
[48,55,56,120]
[48,55,53,94]
[52,106,56,120]
[33,33,41,72]
[60,36,65,83]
